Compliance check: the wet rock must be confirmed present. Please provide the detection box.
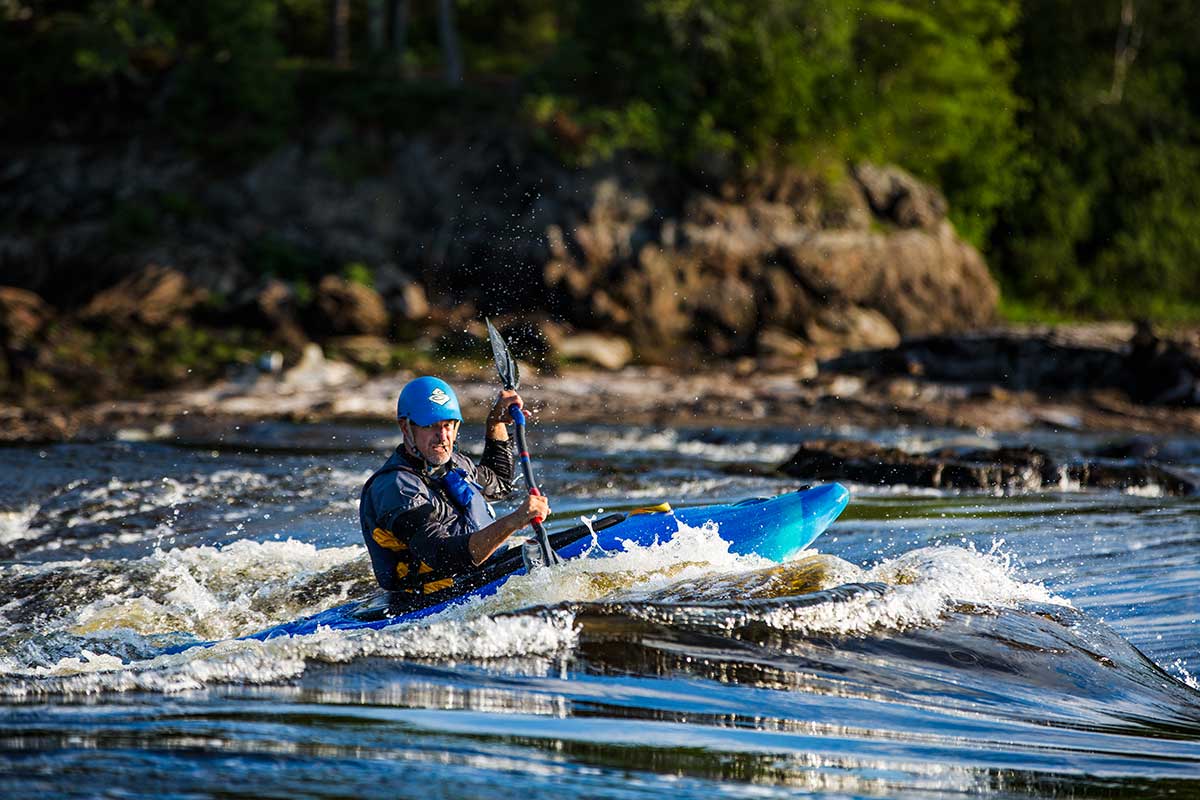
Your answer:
[1063,461,1195,495]
[79,265,207,328]
[778,440,1198,495]
[1090,437,1164,462]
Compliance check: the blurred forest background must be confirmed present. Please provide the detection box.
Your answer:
[2,0,1198,321]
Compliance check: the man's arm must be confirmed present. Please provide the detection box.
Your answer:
[474,388,521,499]
[467,492,551,565]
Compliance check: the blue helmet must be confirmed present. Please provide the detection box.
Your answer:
[396,376,463,426]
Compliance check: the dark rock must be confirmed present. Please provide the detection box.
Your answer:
[1091,437,1163,461]
[1126,321,1200,406]
[825,324,1200,408]
[778,439,1198,495]
[1064,462,1195,495]
[1,131,1000,374]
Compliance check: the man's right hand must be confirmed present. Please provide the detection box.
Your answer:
[515,492,551,525]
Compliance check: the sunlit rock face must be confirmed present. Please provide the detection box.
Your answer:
[1,131,996,369]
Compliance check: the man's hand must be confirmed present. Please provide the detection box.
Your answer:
[486,389,526,426]
[514,492,550,525]
[486,389,529,442]
[469,491,552,565]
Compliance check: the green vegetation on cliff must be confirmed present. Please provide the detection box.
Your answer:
[2,0,1197,319]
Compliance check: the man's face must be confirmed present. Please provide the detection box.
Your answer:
[404,419,459,466]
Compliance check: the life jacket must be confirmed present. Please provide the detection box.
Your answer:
[361,449,496,595]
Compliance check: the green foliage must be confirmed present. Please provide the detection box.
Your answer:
[992,0,1200,319]
[841,0,1029,246]
[154,1,294,159]
[247,234,323,281]
[5,0,1200,321]
[1,0,291,157]
[532,0,855,169]
[342,262,374,288]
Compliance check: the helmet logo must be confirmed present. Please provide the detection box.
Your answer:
[428,388,451,406]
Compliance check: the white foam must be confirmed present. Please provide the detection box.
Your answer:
[754,545,1062,636]
[473,518,774,615]
[0,610,579,697]
[0,505,37,546]
[552,428,796,464]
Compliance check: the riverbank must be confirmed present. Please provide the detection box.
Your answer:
[3,322,1198,446]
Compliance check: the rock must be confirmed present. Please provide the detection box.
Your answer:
[79,265,207,328]
[1126,322,1200,406]
[374,264,429,321]
[311,275,389,337]
[239,279,309,352]
[803,305,901,353]
[756,327,810,359]
[0,130,999,377]
[0,287,53,350]
[778,440,1198,495]
[0,286,54,388]
[852,163,948,230]
[824,325,1200,407]
[558,333,634,370]
[326,335,394,372]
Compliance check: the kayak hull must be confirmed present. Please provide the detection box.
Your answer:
[231,483,850,643]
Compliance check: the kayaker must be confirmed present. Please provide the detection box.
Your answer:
[359,376,551,596]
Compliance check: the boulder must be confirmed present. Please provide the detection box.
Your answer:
[374,264,430,321]
[79,265,207,328]
[311,275,389,337]
[239,279,309,352]
[0,286,54,387]
[0,286,53,350]
[804,305,901,353]
[558,333,634,370]
[852,163,948,230]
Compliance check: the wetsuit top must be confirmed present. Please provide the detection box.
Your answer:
[359,439,514,594]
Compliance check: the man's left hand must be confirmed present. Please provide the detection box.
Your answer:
[487,389,526,426]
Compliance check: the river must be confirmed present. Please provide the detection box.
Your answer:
[1,419,1198,798]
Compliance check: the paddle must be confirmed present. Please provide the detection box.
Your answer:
[485,318,561,566]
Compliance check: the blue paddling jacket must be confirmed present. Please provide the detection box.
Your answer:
[359,439,515,594]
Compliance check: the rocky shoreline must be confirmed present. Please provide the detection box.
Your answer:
[3,323,1198,445]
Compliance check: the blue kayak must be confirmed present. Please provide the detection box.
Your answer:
[239,483,850,642]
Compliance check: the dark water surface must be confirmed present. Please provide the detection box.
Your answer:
[1,421,1198,798]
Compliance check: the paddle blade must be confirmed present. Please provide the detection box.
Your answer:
[485,317,520,390]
